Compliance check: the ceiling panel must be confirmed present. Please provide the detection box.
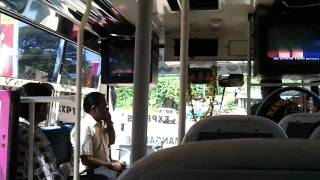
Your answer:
[108,0,275,34]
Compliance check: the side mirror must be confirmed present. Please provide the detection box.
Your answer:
[218,74,244,87]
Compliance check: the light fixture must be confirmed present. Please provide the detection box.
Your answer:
[210,18,222,28]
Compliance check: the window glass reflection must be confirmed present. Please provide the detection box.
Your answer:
[0,13,101,87]
[60,42,101,88]
[0,13,60,82]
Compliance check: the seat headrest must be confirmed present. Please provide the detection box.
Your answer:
[279,112,320,129]
[182,115,287,143]
[279,113,320,138]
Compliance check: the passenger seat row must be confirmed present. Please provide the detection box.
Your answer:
[182,113,320,144]
[119,114,320,180]
[279,113,320,139]
[43,113,320,179]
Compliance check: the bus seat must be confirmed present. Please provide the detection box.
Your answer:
[279,113,320,138]
[309,125,320,139]
[118,139,320,180]
[42,123,74,165]
[182,115,287,143]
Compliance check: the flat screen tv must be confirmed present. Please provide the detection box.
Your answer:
[254,6,320,75]
[100,36,159,84]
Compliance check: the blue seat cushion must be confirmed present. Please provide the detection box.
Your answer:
[42,124,73,165]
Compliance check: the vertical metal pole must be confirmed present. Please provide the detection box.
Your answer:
[28,103,35,180]
[247,1,255,115]
[178,0,189,144]
[74,0,92,179]
[246,21,252,115]
[131,0,153,164]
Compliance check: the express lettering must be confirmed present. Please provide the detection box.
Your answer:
[127,115,176,124]
[59,105,76,115]
[125,136,178,145]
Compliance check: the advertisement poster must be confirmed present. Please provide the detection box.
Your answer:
[83,49,101,88]
[0,14,18,78]
[0,91,11,180]
[83,61,100,88]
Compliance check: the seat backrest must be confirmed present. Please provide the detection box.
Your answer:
[42,123,74,165]
[182,115,287,143]
[279,113,320,138]
[309,125,320,139]
[118,139,320,180]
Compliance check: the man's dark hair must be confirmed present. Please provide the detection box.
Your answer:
[83,92,105,113]
[19,83,53,120]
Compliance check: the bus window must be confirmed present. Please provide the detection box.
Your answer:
[18,22,61,82]
[60,42,101,88]
[0,13,61,82]
[111,50,252,165]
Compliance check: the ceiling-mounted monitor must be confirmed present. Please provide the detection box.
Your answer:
[164,31,248,65]
[254,5,320,76]
[100,35,159,84]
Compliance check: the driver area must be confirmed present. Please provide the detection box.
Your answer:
[253,80,320,139]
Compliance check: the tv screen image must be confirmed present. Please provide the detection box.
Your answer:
[267,25,320,61]
[101,36,159,84]
[253,5,320,76]
[108,43,135,83]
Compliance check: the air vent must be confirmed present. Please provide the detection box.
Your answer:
[189,0,219,10]
[167,0,180,11]
[174,39,218,58]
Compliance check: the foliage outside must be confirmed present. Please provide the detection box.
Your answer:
[115,75,227,112]
[115,75,181,111]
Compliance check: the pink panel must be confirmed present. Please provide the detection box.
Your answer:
[0,91,11,180]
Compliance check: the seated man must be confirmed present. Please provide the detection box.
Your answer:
[16,83,64,179]
[71,92,123,180]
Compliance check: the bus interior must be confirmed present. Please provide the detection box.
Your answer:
[0,0,320,179]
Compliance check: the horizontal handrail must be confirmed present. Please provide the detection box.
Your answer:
[251,82,320,87]
[20,96,75,103]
